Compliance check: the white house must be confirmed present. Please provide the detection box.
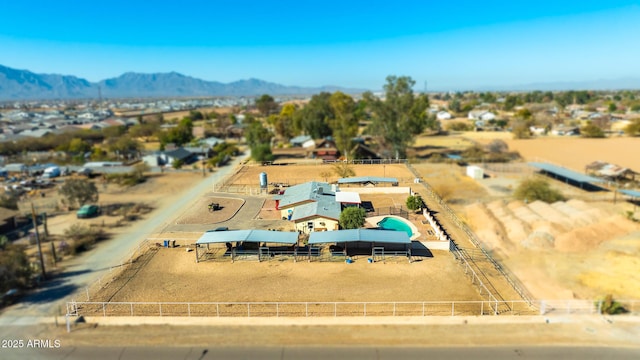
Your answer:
[436,111,452,120]
[468,110,496,122]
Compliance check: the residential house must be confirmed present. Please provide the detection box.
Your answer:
[274,181,341,233]
[468,110,496,122]
[436,111,452,120]
[312,137,339,161]
[289,135,313,148]
[351,143,381,160]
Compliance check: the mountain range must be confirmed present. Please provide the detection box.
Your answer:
[2,64,640,100]
[0,64,364,100]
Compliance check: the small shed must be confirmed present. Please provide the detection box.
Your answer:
[466,165,484,180]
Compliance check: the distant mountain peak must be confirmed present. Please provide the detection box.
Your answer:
[0,64,365,100]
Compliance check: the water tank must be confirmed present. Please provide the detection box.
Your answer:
[259,172,268,188]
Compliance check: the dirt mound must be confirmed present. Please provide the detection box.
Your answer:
[520,230,555,249]
[486,200,529,245]
[554,215,638,252]
[464,202,507,251]
[527,200,573,230]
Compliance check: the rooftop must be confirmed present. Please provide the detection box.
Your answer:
[308,229,410,245]
[196,229,298,245]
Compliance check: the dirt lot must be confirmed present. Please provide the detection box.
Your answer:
[42,172,206,237]
[471,135,640,171]
[228,163,416,187]
[92,247,480,305]
[175,196,244,225]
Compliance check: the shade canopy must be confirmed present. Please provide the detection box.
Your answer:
[196,230,298,245]
[308,229,410,245]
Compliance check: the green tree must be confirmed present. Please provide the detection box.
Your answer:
[67,138,92,154]
[251,143,275,162]
[503,95,518,111]
[339,207,366,230]
[608,103,617,113]
[273,104,296,140]
[581,123,605,138]
[297,92,333,139]
[364,75,432,159]
[513,178,564,203]
[255,94,278,117]
[448,98,461,113]
[58,178,99,209]
[405,195,425,213]
[328,92,358,160]
[245,121,273,149]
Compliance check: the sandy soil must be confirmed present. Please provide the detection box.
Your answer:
[464,199,640,300]
[228,164,416,187]
[175,196,244,225]
[472,136,640,171]
[91,248,480,306]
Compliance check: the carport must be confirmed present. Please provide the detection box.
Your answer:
[308,229,411,262]
[195,230,298,262]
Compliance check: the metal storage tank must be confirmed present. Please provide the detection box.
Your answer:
[259,172,268,188]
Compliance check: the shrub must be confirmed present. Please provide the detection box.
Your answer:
[340,207,366,229]
[406,195,425,212]
[513,178,564,203]
[597,294,628,315]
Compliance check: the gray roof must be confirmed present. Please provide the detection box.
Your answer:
[308,229,410,245]
[290,135,312,144]
[196,230,298,245]
[337,176,399,184]
[276,181,334,208]
[164,148,193,161]
[290,198,341,221]
[529,162,606,184]
[619,189,640,198]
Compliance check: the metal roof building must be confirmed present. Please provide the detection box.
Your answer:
[195,230,298,263]
[335,192,361,204]
[337,176,399,185]
[308,229,410,245]
[619,189,640,198]
[529,162,606,189]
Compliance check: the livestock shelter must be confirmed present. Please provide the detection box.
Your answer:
[619,189,640,211]
[337,176,399,187]
[528,162,606,190]
[195,230,299,262]
[308,229,411,262]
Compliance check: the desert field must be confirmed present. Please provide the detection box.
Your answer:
[470,134,640,171]
[227,163,416,187]
[92,247,481,306]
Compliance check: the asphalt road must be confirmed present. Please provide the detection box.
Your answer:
[3,345,640,360]
[0,153,250,328]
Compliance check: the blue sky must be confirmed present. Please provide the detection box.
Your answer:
[1,0,639,90]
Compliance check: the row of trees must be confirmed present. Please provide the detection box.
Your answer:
[250,76,439,162]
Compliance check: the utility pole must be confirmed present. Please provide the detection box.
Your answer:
[31,203,46,280]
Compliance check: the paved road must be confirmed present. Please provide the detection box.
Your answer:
[0,153,250,329]
[3,345,639,360]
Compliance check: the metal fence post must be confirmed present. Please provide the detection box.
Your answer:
[451,302,454,316]
[188,303,191,317]
[247,303,250,317]
[364,303,367,317]
[305,303,308,317]
[159,303,162,317]
[216,303,219,317]
[130,303,133,316]
[103,303,106,317]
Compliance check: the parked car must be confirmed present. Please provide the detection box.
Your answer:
[76,204,100,219]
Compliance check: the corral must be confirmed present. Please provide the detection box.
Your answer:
[87,246,484,314]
